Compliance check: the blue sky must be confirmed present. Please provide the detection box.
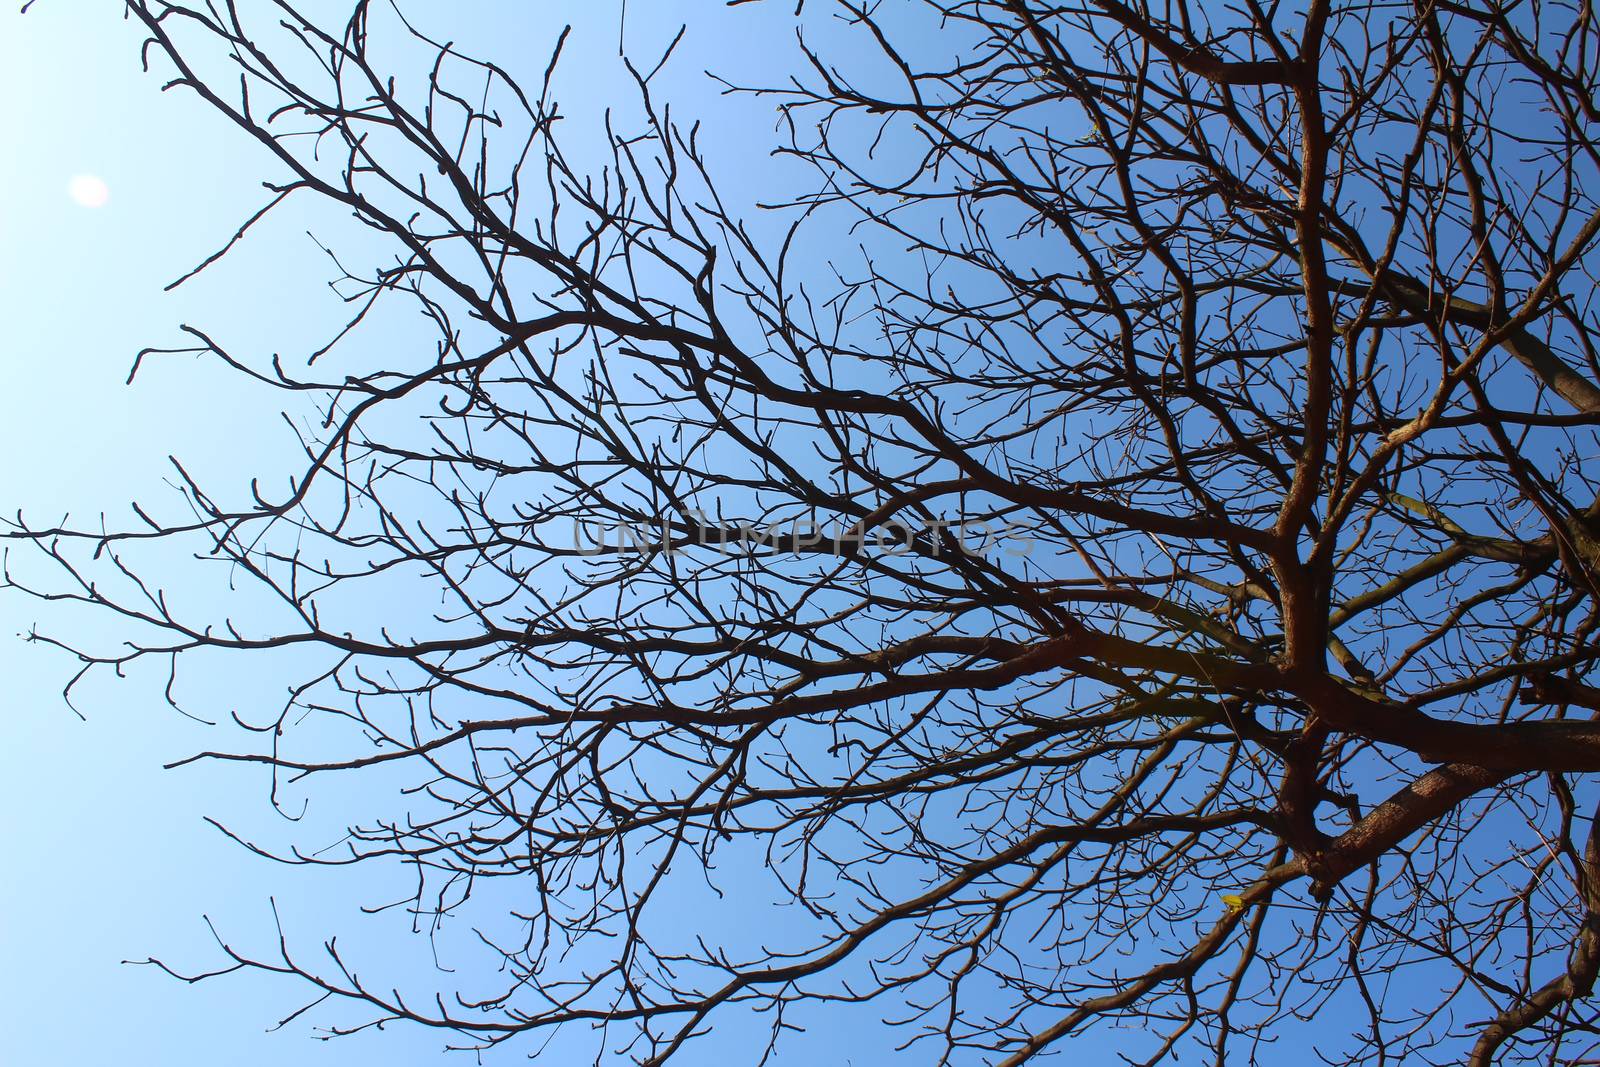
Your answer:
[0,3,347,1062]
[2,6,425,1062]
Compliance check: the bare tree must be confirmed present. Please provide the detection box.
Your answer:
[12,0,1600,1062]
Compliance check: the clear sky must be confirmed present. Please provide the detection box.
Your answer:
[1,3,470,1061]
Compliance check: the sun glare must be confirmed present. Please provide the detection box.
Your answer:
[66,173,109,208]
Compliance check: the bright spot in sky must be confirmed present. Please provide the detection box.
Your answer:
[66,174,110,208]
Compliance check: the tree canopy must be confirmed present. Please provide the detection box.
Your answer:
[12,1,1600,1063]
